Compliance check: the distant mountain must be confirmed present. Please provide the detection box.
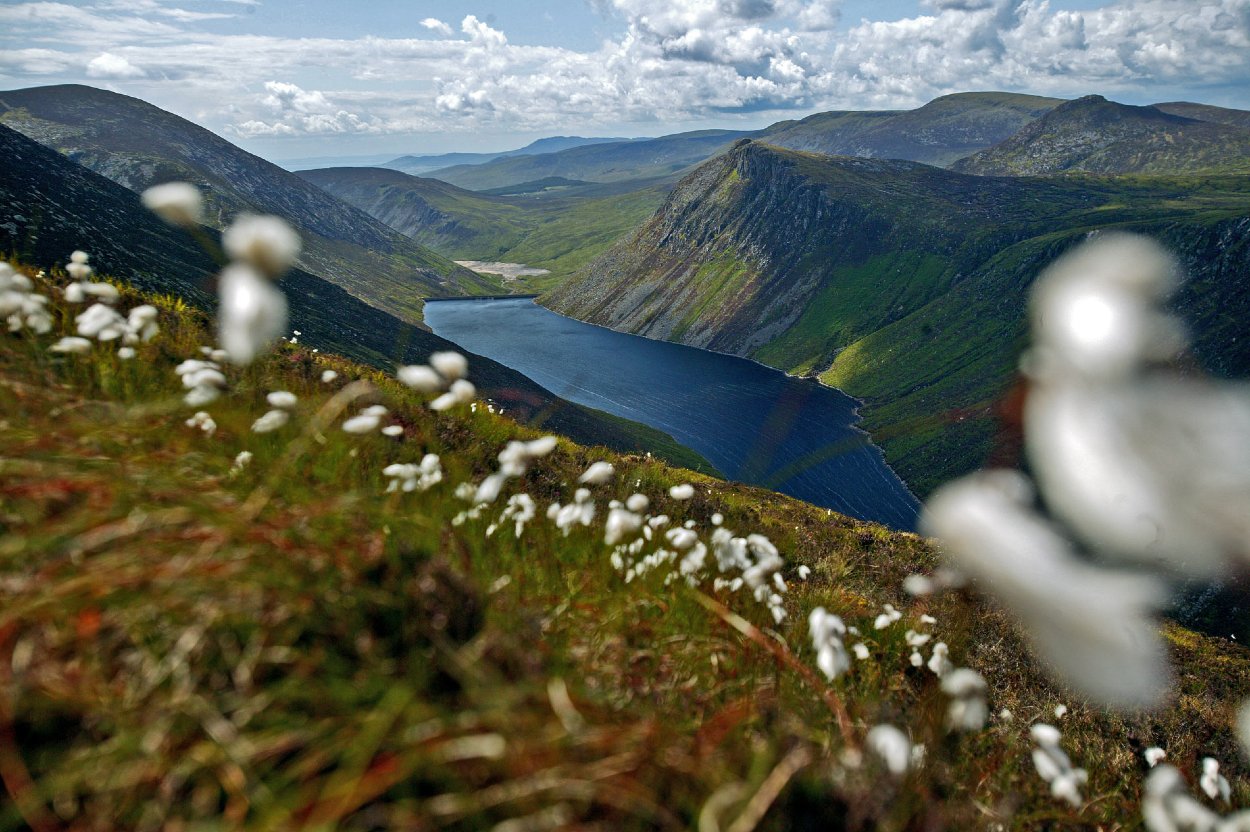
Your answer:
[385,136,635,176]
[297,166,669,285]
[952,95,1250,176]
[424,130,756,191]
[1153,101,1250,129]
[0,122,712,469]
[0,84,494,323]
[760,92,1064,167]
[546,140,1250,493]
[278,152,406,171]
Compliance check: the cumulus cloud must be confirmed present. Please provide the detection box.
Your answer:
[0,0,1245,143]
[420,17,453,37]
[86,52,145,78]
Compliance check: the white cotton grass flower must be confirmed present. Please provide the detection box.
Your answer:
[941,668,988,732]
[999,708,1014,723]
[267,391,297,410]
[605,505,644,546]
[185,411,216,436]
[141,182,204,228]
[1030,723,1088,807]
[383,455,443,493]
[0,263,53,334]
[430,379,476,411]
[579,461,615,485]
[927,642,953,678]
[321,369,339,384]
[117,346,136,359]
[231,451,253,475]
[429,351,468,381]
[808,607,850,681]
[66,250,92,281]
[1142,765,1225,832]
[797,565,811,580]
[1145,747,1167,768]
[397,364,444,392]
[873,603,903,630]
[251,409,290,434]
[922,469,1170,709]
[1054,704,1068,719]
[852,643,870,660]
[1024,233,1250,579]
[50,336,92,354]
[125,304,159,343]
[626,493,649,513]
[381,425,404,437]
[222,214,301,277]
[218,263,288,366]
[175,358,228,407]
[343,408,383,434]
[669,483,695,500]
[76,303,127,341]
[1200,758,1231,803]
[866,725,912,776]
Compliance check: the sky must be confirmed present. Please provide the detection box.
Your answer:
[0,0,1246,163]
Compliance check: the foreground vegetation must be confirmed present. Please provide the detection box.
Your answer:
[2,267,1249,830]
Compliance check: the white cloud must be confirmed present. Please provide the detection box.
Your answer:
[0,0,1245,146]
[420,17,453,37]
[86,51,145,78]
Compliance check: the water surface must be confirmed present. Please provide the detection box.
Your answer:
[425,298,921,530]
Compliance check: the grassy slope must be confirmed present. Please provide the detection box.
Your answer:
[299,168,671,291]
[548,142,1250,496]
[2,269,1250,829]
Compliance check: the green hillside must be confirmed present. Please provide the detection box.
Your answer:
[0,85,493,322]
[952,95,1250,176]
[2,262,1248,828]
[546,141,1250,495]
[299,167,672,289]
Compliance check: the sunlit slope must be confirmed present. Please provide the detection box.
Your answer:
[2,265,1248,828]
[299,166,671,288]
[546,140,1250,494]
[0,84,494,321]
[953,95,1250,176]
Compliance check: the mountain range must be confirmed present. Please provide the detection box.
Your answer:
[545,139,1250,494]
[383,135,637,176]
[0,84,494,323]
[0,120,713,471]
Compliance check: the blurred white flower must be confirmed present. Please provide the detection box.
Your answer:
[384,454,443,493]
[397,364,443,391]
[1054,704,1068,719]
[342,410,382,434]
[222,214,301,277]
[430,379,476,411]
[49,336,92,354]
[1200,758,1231,802]
[231,450,253,474]
[922,470,1170,709]
[808,607,850,681]
[218,264,287,365]
[1,264,53,334]
[251,409,290,433]
[873,603,903,630]
[579,461,615,485]
[1145,747,1167,768]
[941,668,987,731]
[429,351,468,381]
[185,411,216,436]
[267,391,298,410]
[626,493,649,513]
[141,182,204,228]
[382,425,404,437]
[1143,765,1219,832]
[66,250,92,282]
[125,304,159,343]
[117,346,136,359]
[1030,723,1088,807]
[321,369,339,384]
[797,565,811,580]
[669,483,695,500]
[927,642,953,678]
[76,303,127,340]
[866,724,912,775]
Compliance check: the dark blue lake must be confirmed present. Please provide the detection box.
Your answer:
[425,298,920,530]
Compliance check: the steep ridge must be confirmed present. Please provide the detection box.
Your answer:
[1154,101,1250,129]
[0,84,494,322]
[0,123,714,471]
[546,140,1250,493]
[760,91,1063,167]
[952,94,1250,175]
[298,166,671,286]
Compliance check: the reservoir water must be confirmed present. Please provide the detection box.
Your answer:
[425,298,921,530]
